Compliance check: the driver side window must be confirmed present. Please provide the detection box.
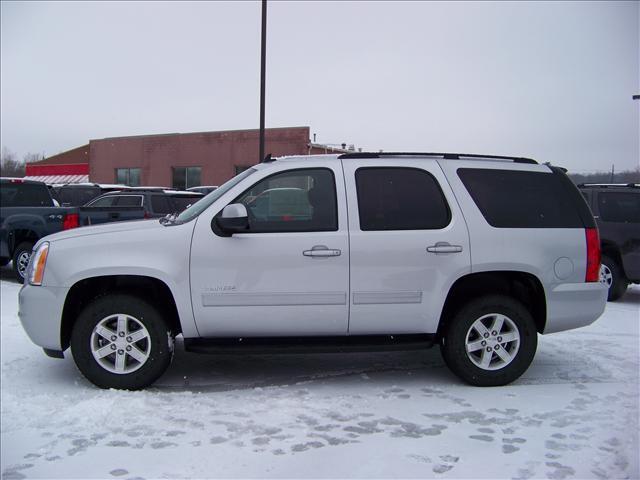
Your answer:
[234,168,337,233]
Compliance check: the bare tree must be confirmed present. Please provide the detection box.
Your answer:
[0,147,25,177]
[23,152,45,164]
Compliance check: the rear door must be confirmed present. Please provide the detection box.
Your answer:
[342,158,471,334]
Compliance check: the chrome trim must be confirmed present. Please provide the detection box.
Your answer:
[202,292,347,307]
[352,291,423,305]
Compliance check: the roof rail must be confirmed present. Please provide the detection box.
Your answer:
[338,152,538,164]
[577,183,639,188]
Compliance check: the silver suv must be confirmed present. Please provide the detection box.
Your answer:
[18,153,607,389]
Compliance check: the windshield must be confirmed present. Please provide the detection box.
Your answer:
[173,168,257,224]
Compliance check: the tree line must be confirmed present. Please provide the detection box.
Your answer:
[1,145,638,184]
[1,147,45,177]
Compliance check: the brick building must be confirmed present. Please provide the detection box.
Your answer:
[25,126,352,187]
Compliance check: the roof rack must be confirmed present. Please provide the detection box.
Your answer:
[577,183,639,189]
[337,152,538,164]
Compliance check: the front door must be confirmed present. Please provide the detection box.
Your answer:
[190,163,350,337]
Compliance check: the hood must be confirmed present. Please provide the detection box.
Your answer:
[43,219,166,243]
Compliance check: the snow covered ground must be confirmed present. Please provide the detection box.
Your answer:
[1,273,638,480]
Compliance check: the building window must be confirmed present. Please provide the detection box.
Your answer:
[172,166,201,190]
[235,165,251,175]
[115,168,141,187]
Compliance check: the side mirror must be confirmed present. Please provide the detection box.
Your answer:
[216,203,249,235]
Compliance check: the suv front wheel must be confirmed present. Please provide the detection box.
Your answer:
[440,295,537,386]
[71,293,175,390]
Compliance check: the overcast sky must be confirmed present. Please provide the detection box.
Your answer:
[1,1,638,172]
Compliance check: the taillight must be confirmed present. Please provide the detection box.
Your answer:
[144,211,152,219]
[585,228,601,282]
[62,213,79,230]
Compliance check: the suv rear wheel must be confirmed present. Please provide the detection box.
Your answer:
[70,293,175,390]
[600,255,628,301]
[440,295,537,386]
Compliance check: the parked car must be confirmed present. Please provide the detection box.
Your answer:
[81,188,203,225]
[18,152,607,390]
[187,185,218,195]
[0,178,79,282]
[50,183,126,207]
[578,183,640,301]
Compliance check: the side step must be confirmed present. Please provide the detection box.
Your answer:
[183,334,436,355]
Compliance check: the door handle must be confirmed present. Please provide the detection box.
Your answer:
[303,245,341,258]
[426,242,463,254]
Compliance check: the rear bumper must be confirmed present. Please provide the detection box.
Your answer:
[543,282,608,334]
[18,283,69,351]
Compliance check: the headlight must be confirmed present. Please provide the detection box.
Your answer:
[28,242,49,286]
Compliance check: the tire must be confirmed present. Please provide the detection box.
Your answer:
[440,295,538,387]
[12,241,34,283]
[70,293,175,390]
[600,255,628,302]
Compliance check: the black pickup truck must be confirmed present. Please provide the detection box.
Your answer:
[1,178,83,281]
[1,178,147,282]
[579,183,640,301]
[1,180,200,282]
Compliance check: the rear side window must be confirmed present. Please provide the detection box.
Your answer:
[355,167,450,231]
[87,196,117,207]
[170,195,201,212]
[458,168,583,228]
[115,195,143,207]
[151,195,172,214]
[58,187,100,206]
[0,183,53,207]
[598,192,640,223]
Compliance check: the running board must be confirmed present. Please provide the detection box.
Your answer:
[183,334,436,355]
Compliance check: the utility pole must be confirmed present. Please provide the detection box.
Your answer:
[259,0,267,164]
[610,164,615,183]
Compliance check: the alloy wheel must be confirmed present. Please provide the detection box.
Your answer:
[465,313,520,371]
[90,314,151,374]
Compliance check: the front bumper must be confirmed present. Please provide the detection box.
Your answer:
[18,283,70,351]
[543,282,608,334]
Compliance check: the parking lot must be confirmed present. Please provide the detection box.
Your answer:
[1,272,638,479]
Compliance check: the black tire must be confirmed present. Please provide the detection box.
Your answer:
[70,293,175,390]
[12,241,34,283]
[440,295,538,387]
[601,255,628,302]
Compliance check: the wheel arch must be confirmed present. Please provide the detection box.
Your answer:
[60,275,182,351]
[437,271,546,338]
[600,241,626,278]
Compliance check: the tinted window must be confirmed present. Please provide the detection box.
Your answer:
[170,195,201,212]
[58,187,100,206]
[355,168,450,231]
[87,196,117,207]
[458,168,584,228]
[151,195,172,214]
[233,168,337,232]
[0,183,53,207]
[598,192,640,223]
[115,195,143,206]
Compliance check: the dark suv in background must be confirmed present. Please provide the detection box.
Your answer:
[579,183,640,300]
[83,188,203,223]
[50,183,125,207]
